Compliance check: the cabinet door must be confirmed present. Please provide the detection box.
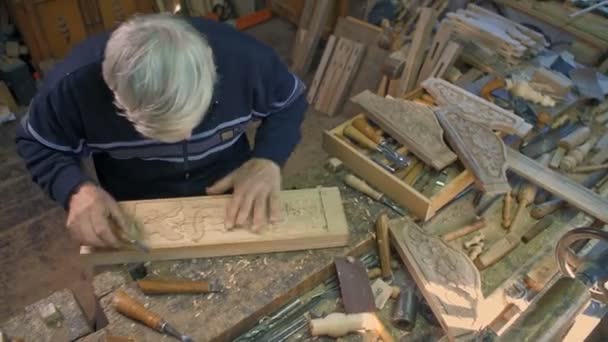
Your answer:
[32,0,87,58]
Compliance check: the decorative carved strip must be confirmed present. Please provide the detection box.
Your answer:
[422,77,532,137]
[351,90,457,170]
[436,110,510,194]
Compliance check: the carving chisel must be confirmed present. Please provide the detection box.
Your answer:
[351,117,410,167]
[113,290,193,342]
[344,174,406,216]
[110,215,150,253]
[343,124,409,168]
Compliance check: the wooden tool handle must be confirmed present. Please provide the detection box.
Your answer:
[137,279,211,294]
[375,213,392,279]
[441,218,486,242]
[343,125,379,151]
[517,183,537,206]
[502,192,513,229]
[531,198,563,219]
[310,313,394,342]
[352,117,383,144]
[558,126,591,150]
[113,290,163,330]
[345,174,383,200]
[475,235,519,270]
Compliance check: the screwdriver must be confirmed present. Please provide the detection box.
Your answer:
[344,174,406,216]
[343,124,409,168]
[113,290,193,342]
[351,117,410,167]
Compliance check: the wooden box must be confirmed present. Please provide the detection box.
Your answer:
[323,92,474,221]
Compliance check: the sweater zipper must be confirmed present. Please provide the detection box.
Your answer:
[183,141,190,180]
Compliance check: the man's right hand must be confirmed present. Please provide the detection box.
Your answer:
[66,183,127,248]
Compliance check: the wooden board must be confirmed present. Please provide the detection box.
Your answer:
[315,37,352,113]
[291,0,332,75]
[351,90,457,170]
[327,40,365,116]
[389,216,483,340]
[428,42,462,80]
[436,110,510,194]
[422,77,533,137]
[506,148,608,223]
[307,34,336,104]
[397,7,437,95]
[417,21,453,84]
[80,188,350,264]
[334,16,381,46]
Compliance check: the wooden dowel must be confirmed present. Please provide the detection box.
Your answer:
[441,218,486,242]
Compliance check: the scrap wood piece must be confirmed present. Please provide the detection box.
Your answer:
[428,42,462,80]
[417,21,453,84]
[388,216,483,340]
[307,35,337,104]
[80,187,350,265]
[422,77,533,137]
[334,16,382,46]
[327,40,365,116]
[315,37,353,113]
[397,7,438,95]
[291,0,332,75]
[351,90,457,170]
[436,110,510,195]
[506,148,608,223]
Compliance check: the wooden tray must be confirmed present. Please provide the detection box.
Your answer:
[323,90,475,221]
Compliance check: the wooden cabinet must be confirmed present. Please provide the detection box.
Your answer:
[9,0,157,69]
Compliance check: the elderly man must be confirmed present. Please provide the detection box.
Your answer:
[15,14,306,248]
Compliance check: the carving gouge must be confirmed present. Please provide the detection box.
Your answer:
[344,174,406,216]
[343,124,409,168]
[352,117,410,167]
[109,215,150,253]
[113,290,193,342]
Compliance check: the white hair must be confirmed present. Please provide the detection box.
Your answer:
[103,14,217,142]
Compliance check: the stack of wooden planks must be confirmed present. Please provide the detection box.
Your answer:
[291,1,332,75]
[308,17,388,116]
[386,7,462,97]
[444,4,548,65]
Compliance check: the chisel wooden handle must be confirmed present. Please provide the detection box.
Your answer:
[475,235,519,270]
[343,125,379,151]
[558,126,591,150]
[531,198,563,219]
[113,290,163,330]
[345,174,383,201]
[441,218,486,242]
[310,313,394,342]
[137,279,213,294]
[352,117,383,144]
[502,192,513,229]
[375,213,392,280]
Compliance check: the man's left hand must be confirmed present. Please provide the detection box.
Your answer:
[207,158,282,232]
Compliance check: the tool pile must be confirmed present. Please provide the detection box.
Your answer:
[445,4,548,64]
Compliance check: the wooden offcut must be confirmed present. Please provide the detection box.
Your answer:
[417,21,453,84]
[291,0,332,75]
[80,188,350,264]
[428,42,462,80]
[397,7,437,95]
[307,35,337,104]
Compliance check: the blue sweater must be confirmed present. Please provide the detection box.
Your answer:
[15,18,307,208]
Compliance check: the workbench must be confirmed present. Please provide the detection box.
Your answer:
[76,166,595,341]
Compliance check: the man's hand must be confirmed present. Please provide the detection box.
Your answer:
[207,158,282,232]
[66,183,128,247]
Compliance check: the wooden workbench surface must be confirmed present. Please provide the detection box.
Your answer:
[82,167,390,341]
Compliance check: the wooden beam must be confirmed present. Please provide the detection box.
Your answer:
[397,7,437,96]
[506,148,608,222]
[417,21,452,84]
[80,188,350,264]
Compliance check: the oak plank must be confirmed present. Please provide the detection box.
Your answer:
[80,188,350,264]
